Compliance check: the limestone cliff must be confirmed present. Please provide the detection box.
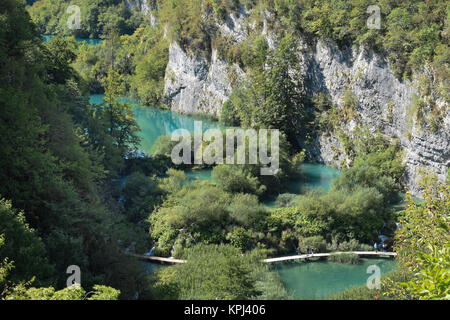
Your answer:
[304,40,449,196]
[152,7,449,196]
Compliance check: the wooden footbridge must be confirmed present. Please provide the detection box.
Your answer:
[126,252,186,264]
[127,251,396,265]
[262,251,397,263]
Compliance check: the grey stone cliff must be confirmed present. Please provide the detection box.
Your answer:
[160,11,449,196]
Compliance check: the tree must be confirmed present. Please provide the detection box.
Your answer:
[0,1,147,298]
[390,183,450,300]
[229,34,309,146]
[0,235,13,291]
[298,236,327,254]
[158,169,188,194]
[4,283,120,300]
[151,244,261,300]
[122,172,161,223]
[405,244,450,300]
[104,68,141,150]
[0,199,54,290]
[212,165,265,196]
[229,193,267,227]
[90,67,141,175]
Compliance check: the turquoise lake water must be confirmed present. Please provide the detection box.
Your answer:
[42,34,104,45]
[90,94,225,154]
[275,258,397,300]
[90,94,399,298]
[185,169,213,182]
[144,258,397,300]
[287,163,340,193]
[90,94,341,197]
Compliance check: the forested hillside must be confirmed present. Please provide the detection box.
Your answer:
[0,0,154,299]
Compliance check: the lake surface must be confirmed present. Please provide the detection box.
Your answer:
[185,169,213,182]
[90,94,225,154]
[144,258,397,299]
[42,34,104,45]
[96,94,398,299]
[90,94,341,199]
[287,163,340,193]
[275,258,397,300]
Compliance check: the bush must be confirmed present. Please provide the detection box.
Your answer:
[328,253,361,264]
[275,193,297,207]
[327,238,361,252]
[212,165,266,195]
[229,193,267,228]
[150,244,261,300]
[298,236,327,254]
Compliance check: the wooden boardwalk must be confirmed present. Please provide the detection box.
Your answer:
[127,251,396,265]
[126,253,186,264]
[263,251,397,263]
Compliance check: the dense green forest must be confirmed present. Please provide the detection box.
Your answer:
[26,0,448,128]
[0,0,448,300]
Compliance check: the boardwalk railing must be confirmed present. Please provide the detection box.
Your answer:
[127,251,396,265]
[263,251,397,263]
[126,252,186,264]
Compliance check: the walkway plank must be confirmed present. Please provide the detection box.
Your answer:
[127,251,396,265]
[126,253,186,264]
[263,251,397,263]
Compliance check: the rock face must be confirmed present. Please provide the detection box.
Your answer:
[126,0,157,25]
[163,42,243,116]
[126,0,151,15]
[161,12,449,196]
[163,6,248,116]
[304,40,449,196]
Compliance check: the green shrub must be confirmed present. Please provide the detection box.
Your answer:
[212,165,266,195]
[298,236,327,254]
[275,193,298,207]
[328,252,361,264]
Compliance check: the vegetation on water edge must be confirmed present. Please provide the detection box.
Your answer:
[329,183,450,300]
[327,253,361,264]
[28,0,448,130]
[149,244,292,300]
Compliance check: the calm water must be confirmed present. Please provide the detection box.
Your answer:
[184,163,340,194]
[144,258,397,299]
[288,163,340,193]
[98,94,397,298]
[185,169,213,182]
[89,94,225,153]
[262,164,340,208]
[42,34,104,45]
[275,258,397,300]
[89,94,341,195]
